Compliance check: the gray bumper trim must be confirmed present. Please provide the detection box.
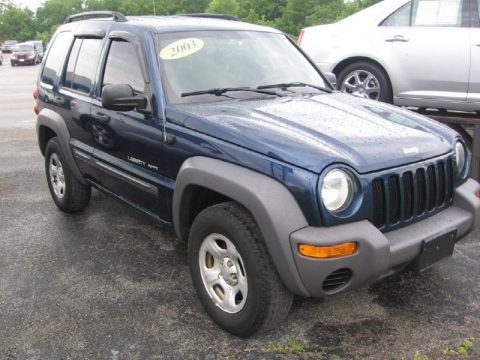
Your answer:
[289,179,480,297]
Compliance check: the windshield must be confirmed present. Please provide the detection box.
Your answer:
[13,44,34,52]
[157,31,329,105]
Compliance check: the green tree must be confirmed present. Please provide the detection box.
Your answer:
[35,0,84,36]
[206,0,239,16]
[0,5,35,41]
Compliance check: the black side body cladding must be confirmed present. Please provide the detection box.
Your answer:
[173,156,311,297]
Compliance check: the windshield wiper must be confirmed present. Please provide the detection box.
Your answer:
[257,82,332,93]
[181,87,283,98]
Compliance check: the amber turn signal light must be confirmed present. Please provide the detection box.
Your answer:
[298,242,357,259]
[475,191,480,199]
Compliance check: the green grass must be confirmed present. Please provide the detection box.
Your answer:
[443,337,475,356]
[266,338,307,353]
[413,351,429,360]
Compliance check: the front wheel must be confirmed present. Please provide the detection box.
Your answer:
[45,137,91,212]
[337,61,392,103]
[188,202,293,337]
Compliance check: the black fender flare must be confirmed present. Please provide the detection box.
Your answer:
[36,108,87,185]
[173,156,310,296]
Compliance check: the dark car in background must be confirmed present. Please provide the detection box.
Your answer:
[11,43,40,66]
[26,40,46,61]
[1,39,18,53]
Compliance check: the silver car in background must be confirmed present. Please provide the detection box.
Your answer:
[299,0,479,112]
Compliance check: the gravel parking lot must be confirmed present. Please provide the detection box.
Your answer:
[0,55,479,360]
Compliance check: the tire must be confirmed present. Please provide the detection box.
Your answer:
[337,61,393,103]
[10,61,15,67]
[45,137,91,213]
[188,202,293,337]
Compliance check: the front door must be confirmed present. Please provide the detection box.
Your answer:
[91,37,165,216]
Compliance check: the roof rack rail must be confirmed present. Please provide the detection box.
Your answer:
[180,13,240,21]
[64,11,127,24]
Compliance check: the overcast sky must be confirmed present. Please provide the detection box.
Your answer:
[12,0,44,11]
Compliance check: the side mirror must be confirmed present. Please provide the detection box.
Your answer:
[324,72,337,88]
[102,84,147,112]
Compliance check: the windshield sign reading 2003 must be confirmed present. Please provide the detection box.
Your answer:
[160,38,205,60]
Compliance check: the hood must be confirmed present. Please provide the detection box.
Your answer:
[174,92,455,174]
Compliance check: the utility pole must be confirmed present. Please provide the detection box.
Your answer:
[152,0,156,16]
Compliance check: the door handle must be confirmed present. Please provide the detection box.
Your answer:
[92,111,111,124]
[385,35,409,42]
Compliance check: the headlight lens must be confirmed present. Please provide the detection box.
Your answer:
[320,169,354,213]
[455,141,466,175]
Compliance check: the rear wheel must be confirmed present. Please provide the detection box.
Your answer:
[337,61,392,103]
[45,137,91,213]
[188,202,293,337]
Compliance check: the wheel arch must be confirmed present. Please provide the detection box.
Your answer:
[332,56,393,94]
[173,156,311,296]
[36,108,87,185]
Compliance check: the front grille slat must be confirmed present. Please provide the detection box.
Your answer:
[372,179,385,228]
[403,172,414,220]
[416,168,426,215]
[445,159,454,200]
[437,162,446,206]
[388,175,401,224]
[371,157,454,231]
[426,165,437,211]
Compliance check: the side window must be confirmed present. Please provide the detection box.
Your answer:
[103,40,145,94]
[41,32,73,86]
[64,39,81,89]
[382,2,412,26]
[63,38,101,94]
[411,0,464,27]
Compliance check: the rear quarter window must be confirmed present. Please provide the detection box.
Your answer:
[41,32,73,86]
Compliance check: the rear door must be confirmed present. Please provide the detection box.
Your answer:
[56,36,104,181]
[90,33,165,216]
[375,0,470,102]
[468,0,480,105]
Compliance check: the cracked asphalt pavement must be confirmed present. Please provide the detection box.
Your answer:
[0,57,479,360]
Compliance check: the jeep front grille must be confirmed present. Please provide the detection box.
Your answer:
[372,158,454,230]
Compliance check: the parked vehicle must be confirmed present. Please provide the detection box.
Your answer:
[35,11,480,337]
[1,39,18,53]
[11,43,40,66]
[26,40,46,61]
[299,0,480,112]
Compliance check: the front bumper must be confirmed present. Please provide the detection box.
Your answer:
[290,179,480,297]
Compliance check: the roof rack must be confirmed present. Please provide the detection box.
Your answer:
[180,13,240,22]
[64,11,127,24]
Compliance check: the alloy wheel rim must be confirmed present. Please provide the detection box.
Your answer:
[198,233,248,313]
[49,153,66,199]
[341,70,381,100]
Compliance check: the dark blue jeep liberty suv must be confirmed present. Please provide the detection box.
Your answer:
[35,11,480,337]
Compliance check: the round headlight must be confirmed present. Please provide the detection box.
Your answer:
[455,141,466,175]
[320,169,354,213]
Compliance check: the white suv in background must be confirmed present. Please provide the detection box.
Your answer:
[299,0,480,112]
